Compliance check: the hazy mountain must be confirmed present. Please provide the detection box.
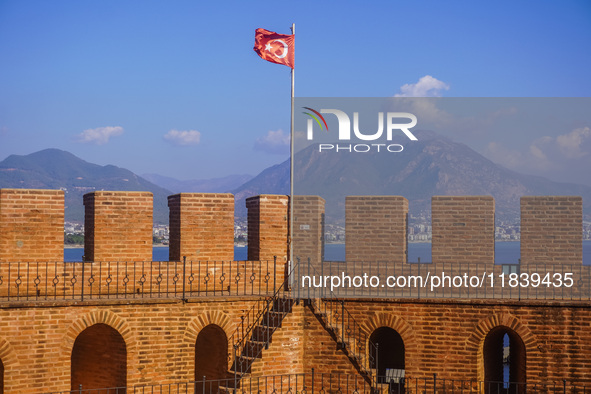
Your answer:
[4,134,590,225]
[232,131,591,222]
[0,149,173,223]
[142,173,253,194]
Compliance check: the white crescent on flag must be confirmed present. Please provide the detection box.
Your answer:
[272,39,288,59]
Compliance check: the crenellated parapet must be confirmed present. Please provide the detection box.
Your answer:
[345,196,408,263]
[431,196,495,265]
[246,194,289,263]
[168,193,234,261]
[83,191,153,262]
[0,188,64,262]
[520,196,582,266]
[0,188,585,268]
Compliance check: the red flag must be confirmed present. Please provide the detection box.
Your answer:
[253,28,294,69]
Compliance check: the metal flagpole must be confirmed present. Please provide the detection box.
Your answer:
[289,22,295,277]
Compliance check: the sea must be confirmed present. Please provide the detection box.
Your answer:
[65,241,591,264]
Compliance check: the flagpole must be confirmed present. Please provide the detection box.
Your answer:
[289,22,295,273]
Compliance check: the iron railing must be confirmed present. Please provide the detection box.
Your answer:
[0,258,282,302]
[3,258,590,302]
[45,371,591,394]
[298,259,378,385]
[229,264,295,381]
[375,373,591,394]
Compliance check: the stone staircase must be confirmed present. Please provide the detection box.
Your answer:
[308,296,377,385]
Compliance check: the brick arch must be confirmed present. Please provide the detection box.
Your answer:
[0,337,18,368]
[184,311,236,370]
[360,312,416,373]
[466,313,538,386]
[0,336,19,392]
[62,310,136,353]
[61,310,137,391]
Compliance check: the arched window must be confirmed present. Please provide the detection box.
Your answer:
[195,324,229,393]
[370,327,405,392]
[483,326,526,394]
[71,323,127,392]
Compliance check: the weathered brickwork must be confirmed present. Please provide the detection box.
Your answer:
[0,189,589,393]
[292,196,325,264]
[0,298,305,393]
[168,193,234,262]
[345,196,408,263]
[249,302,306,377]
[0,189,64,262]
[521,196,583,265]
[246,195,289,263]
[0,299,590,392]
[341,299,591,388]
[83,191,153,262]
[432,196,495,265]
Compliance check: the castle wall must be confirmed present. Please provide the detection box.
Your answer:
[83,191,153,262]
[168,193,234,262]
[0,189,64,263]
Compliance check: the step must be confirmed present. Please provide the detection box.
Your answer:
[231,356,253,374]
[251,325,273,342]
[272,297,294,311]
[260,311,285,327]
[240,340,266,358]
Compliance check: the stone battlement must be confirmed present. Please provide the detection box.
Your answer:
[0,189,584,267]
[0,188,589,393]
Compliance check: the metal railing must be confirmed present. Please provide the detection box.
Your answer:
[44,371,591,394]
[375,373,591,394]
[297,258,378,386]
[0,258,283,302]
[229,264,295,382]
[3,258,589,303]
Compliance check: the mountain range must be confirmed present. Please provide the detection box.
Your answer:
[230,131,591,222]
[0,149,172,223]
[1,131,590,224]
[141,173,252,194]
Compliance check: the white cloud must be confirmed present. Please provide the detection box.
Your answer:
[395,75,450,97]
[485,142,525,169]
[77,126,124,145]
[163,129,201,146]
[556,127,591,159]
[254,129,290,155]
[484,127,591,184]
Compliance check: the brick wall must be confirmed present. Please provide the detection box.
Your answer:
[0,298,590,392]
[339,299,591,388]
[345,196,408,263]
[520,196,583,265]
[292,196,325,265]
[246,195,289,263]
[0,188,64,262]
[168,193,234,262]
[83,191,153,262]
[431,196,495,264]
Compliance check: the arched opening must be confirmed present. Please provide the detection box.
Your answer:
[195,324,229,393]
[71,323,127,392]
[483,326,526,394]
[0,358,4,394]
[370,327,405,392]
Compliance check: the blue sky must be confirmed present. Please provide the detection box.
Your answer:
[1,0,590,183]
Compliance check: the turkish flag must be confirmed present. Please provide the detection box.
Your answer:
[253,28,294,69]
